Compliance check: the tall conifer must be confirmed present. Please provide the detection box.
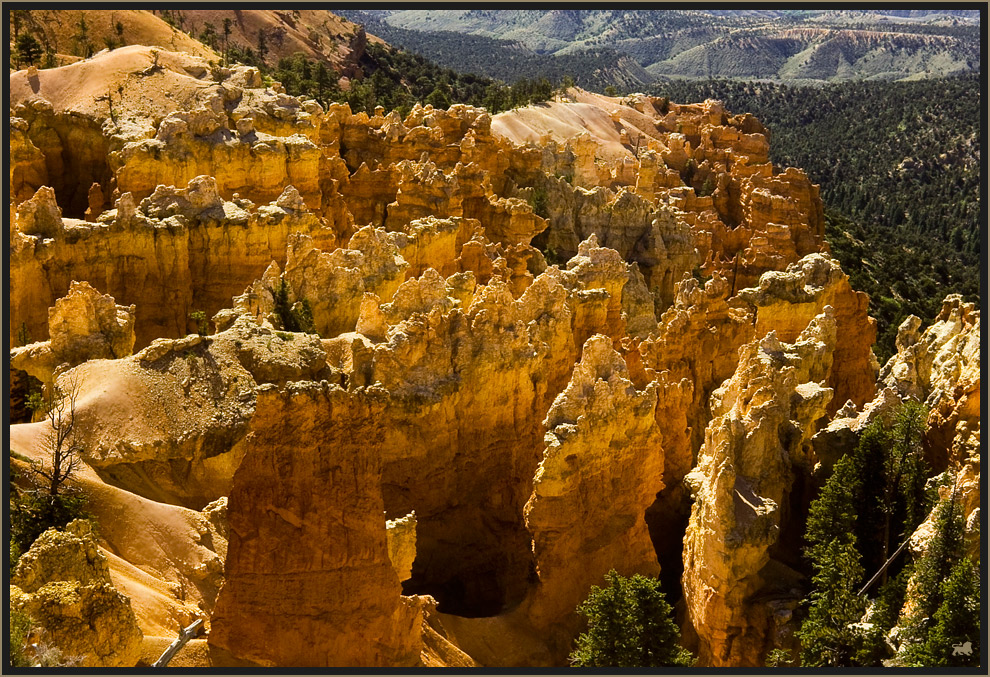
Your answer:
[797,454,867,666]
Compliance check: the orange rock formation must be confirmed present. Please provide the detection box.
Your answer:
[683,312,836,666]
[7,47,976,670]
[208,383,421,667]
[523,335,664,661]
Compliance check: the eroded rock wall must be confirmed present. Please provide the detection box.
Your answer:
[12,98,111,218]
[882,295,981,558]
[367,268,577,616]
[208,382,421,667]
[11,62,829,352]
[10,53,899,669]
[9,180,333,349]
[737,253,877,415]
[523,335,664,661]
[683,311,836,667]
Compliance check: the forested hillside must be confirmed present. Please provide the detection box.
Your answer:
[362,9,980,84]
[268,42,570,117]
[653,75,981,362]
[338,9,652,90]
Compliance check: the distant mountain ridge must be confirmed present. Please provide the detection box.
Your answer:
[361,9,981,84]
[338,9,655,89]
[649,25,978,82]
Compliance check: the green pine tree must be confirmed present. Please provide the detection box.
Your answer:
[891,402,929,532]
[256,28,267,65]
[482,82,509,114]
[799,401,932,666]
[853,565,911,665]
[898,494,975,666]
[315,61,331,107]
[425,84,452,110]
[849,402,929,584]
[797,453,868,667]
[920,556,981,667]
[16,33,43,67]
[72,13,93,58]
[848,419,889,573]
[222,18,232,66]
[268,279,316,334]
[569,570,694,668]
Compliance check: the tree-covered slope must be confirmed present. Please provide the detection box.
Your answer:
[364,9,980,84]
[338,9,652,90]
[653,75,981,361]
[649,27,978,82]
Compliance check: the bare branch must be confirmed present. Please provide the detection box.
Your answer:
[34,374,83,497]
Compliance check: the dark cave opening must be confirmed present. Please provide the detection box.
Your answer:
[24,112,113,219]
[398,512,538,618]
[646,484,693,607]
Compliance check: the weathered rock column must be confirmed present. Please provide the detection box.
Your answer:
[208,382,421,667]
[523,334,664,661]
[683,310,836,666]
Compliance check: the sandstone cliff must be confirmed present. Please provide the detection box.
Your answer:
[523,335,664,661]
[9,178,335,349]
[638,273,756,590]
[737,253,877,415]
[880,295,980,469]
[683,311,836,667]
[386,512,418,584]
[226,229,407,339]
[10,281,135,387]
[13,50,963,670]
[10,58,826,352]
[366,267,577,617]
[883,295,981,559]
[208,382,421,667]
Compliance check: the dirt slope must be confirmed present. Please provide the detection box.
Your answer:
[9,45,215,122]
[11,9,217,64]
[492,88,665,163]
[179,9,383,69]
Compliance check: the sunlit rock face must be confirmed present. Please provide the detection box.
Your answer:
[10,520,144,668]
[736,253,877,415]
[881,295,981,559]
[683,311,835,667]
[63,314,329,509]
[208,382,421,667]
[10,280,135,386]
[11,48,919,668]
[364,267,578,618]
[8,179,333,350]
[522,335,664,663]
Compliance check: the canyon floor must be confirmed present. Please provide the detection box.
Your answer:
[7,46,981,669]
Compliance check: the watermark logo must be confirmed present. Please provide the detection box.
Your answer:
[951,641,972,657]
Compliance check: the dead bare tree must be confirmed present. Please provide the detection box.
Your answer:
[31,375,83,497]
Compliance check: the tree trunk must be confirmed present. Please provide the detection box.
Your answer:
[152,619,203,668]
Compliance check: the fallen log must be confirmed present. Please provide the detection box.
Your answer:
[152,618,203,668]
